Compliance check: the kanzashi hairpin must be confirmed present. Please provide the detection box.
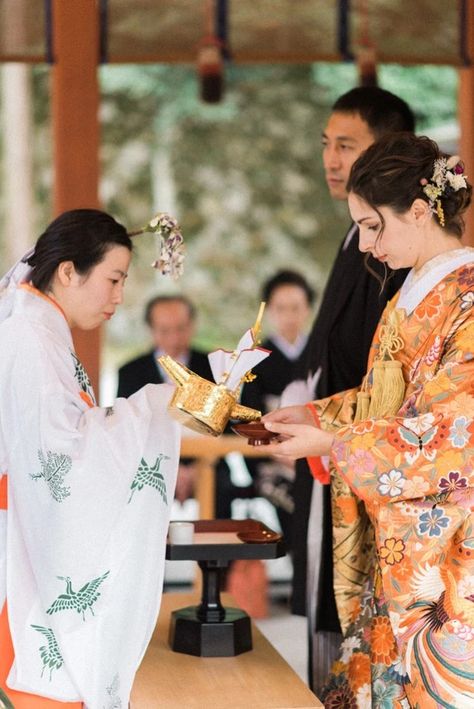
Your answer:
[420,156,468,228]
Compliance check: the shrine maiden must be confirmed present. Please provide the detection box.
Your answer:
[0,210,180,707]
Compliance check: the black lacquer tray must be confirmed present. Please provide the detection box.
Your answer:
[166,519,285,658]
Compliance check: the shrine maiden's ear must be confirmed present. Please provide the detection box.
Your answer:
[56,260,77,286]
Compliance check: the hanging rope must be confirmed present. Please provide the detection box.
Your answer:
[198,0,225,103]
[356,0,378,87]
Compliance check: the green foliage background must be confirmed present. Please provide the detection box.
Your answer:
[1,62,458,375]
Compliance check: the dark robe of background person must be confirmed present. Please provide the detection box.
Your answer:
[240,335,311,546]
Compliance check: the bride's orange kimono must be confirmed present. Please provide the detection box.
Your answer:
[315,251,474,708]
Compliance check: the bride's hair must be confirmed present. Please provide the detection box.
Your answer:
[348,132,472,238]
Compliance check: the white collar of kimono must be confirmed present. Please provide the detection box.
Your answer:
[271,332,308,361]
[14,285,74,349]
[397,247,474,315]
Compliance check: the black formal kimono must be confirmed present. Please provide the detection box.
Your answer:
[117,349,237,518]
[240,336,310,544]
[117,349,213,397]
[290,225,408,691]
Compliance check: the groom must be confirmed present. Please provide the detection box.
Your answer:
[290,86,415,693]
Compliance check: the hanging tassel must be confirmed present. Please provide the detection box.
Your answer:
[357,45,378,87]
[367,360,384,416]
[354,391,370,422]
[368,360,405,417]
[354,307,405,421]
[356,0,377,87]
[198,38,224,103]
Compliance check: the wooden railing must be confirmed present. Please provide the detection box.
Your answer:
[180,434,268,519]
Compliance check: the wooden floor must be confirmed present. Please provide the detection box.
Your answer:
[131,592,323,708]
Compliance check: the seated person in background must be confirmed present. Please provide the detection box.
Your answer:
[118,294,243,517]
[117,294,210,396]
[240,270,316,544]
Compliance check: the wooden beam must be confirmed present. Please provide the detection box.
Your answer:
[459,0,474,246]
[51,0,102,394]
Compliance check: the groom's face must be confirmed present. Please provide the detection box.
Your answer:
[322,111,375,201]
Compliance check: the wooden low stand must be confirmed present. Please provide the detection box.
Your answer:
[166,519,285,658]
[131,591,323,708]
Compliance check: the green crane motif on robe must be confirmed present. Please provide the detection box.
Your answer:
[46,570,110,621]
[31,450,72,502]
[104,673,122,709]
[31,625,64,680]
[128,454,169,504]
[71,350,95,401]
[0,687,14,709]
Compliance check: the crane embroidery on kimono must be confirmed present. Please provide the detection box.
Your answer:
[0,686,15,708]
[71,351,93,396]
[128,454,169,504]
[402,567,474,704]
[71,351,96,406]
[31,450,72,502]
[46,570,110,621]
[31,625,64,680]
[104,673,122,709]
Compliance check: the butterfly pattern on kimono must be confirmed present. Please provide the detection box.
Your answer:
[387,415,450,464]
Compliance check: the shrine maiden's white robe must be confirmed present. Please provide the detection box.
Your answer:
[0,278,180,707]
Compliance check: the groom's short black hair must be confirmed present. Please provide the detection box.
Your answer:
[332,87,415,138]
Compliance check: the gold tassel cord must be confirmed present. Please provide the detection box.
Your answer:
[367,360,406,418]
[358,308,406,420]
[377,310,404,361]
[354,391,370,423]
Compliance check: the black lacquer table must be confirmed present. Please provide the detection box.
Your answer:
[166,519,285,657]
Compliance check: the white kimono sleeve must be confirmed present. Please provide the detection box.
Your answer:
[2,323,180,707]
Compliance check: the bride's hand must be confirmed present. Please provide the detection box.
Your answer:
[263,421,334,462]
[262,404,314,427]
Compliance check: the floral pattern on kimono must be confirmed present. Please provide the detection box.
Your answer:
[318,262,474,708]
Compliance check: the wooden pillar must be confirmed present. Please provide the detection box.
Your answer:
[2,64,35,262]
[459,0,474,246]
[51,0,102,393]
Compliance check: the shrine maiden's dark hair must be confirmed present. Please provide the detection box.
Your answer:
[27,209,132,292]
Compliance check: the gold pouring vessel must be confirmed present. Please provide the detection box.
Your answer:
[159,303,267,436]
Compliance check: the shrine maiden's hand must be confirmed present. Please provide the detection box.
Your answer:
[262,406,334,461]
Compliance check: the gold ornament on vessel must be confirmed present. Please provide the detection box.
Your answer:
[160,303,270,436]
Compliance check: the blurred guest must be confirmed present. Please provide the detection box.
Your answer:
[241,270,315,544]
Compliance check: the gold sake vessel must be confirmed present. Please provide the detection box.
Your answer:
[159,355,261,436]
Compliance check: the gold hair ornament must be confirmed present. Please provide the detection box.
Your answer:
[420,156,468,229]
